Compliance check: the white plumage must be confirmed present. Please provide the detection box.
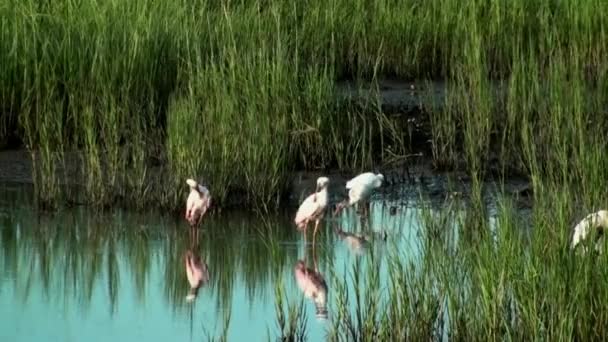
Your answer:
[345,172,384,206]
[571,210,608,253]
[294,177,330,238]
[334,172,384,215]
[185,178,211,227]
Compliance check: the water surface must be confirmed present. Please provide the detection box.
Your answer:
[0,180,523,341]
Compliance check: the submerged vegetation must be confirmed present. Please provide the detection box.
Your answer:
[1,0,607,210]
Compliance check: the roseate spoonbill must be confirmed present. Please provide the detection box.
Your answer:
[294,260,328,319]
[294,177,330,243]
[184,249,210,302]
[571,210,608,254]
[334,172,384,216]
[185,178,211,227]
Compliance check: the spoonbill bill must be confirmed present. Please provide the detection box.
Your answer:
[185,178,211,227]
[294,177,330,243]
[571,209,608,254]
[334,172,384,215]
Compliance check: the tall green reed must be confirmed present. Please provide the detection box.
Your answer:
[1,0,607,210]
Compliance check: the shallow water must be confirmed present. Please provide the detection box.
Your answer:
[0,179,527,341]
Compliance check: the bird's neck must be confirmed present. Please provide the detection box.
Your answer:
[316,188,328,200]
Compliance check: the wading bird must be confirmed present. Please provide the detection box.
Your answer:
[185,178,211,228]
[571,209,608,254]
[334,172,384,216]
[294,177,330,244]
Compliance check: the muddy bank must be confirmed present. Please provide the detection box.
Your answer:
[0,147,532,212]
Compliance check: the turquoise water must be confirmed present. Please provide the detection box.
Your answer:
[0,183,460,341]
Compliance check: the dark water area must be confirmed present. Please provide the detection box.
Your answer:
[0,171,531,341]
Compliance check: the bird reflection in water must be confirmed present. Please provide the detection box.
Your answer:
[294,238,328,320]
[185,228,209,303]
[334,225,369,255]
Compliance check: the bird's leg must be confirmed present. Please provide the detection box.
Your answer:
[302,220,310,264]
[359,214,366,231]
[303,220,309,247]
[355,203,363,215]
[312,234,319,272]
[333,203,341,216]
[333,200,348,216]
[360,204,370,231]
[313,219,320,246]
[312,221,320,269]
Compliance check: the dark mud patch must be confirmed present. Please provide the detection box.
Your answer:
[0,147,532,213]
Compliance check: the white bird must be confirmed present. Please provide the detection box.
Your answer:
[571,210,608,254]
[185,178,211,227]
[294,177,330,243]
[334,172,384,215]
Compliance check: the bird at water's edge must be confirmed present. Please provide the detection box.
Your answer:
[185,178,211,227]
[334,172,384,215]
[571,209,608,254]
[294,177,330,243]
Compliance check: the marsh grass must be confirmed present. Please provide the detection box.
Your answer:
[323,193,608,340]
[272,281,308,342]
[2,0,606,210]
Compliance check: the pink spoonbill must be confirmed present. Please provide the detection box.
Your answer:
[185,178,211,228]
[294,177,330,244]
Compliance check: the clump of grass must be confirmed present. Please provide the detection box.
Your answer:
[325,186,608,340]
[273,281,308,342]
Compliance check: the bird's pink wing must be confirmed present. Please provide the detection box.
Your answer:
[186,191,199,218]
[294,193,319,225]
